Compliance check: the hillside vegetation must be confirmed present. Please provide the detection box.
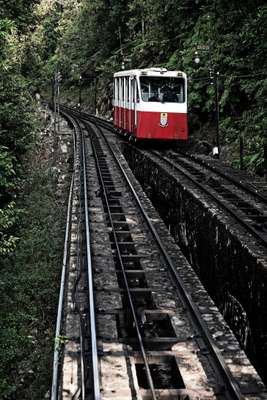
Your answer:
[31,0,267,172]
[0,1,63,397]
[0,0,266,397]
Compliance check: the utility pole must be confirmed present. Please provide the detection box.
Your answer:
[94,77,97,115]
[264,141,267,181]
[57,77,60,131]
[194,45,220,157]
[240,133,244,170]
[214,71,220,154]
[54,70,62,133]
[141,19,145,42]
[54,72,57,135]
[79,75,82,109]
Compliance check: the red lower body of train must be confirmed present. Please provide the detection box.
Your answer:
[113,107,188,140]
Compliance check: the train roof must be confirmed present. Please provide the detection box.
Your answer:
[114,68,186,78]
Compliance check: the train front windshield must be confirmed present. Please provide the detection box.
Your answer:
[140,76,185,103]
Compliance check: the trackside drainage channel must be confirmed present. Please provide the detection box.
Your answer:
[136,357,185,389]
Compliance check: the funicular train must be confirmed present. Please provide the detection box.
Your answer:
[113,68,188,141]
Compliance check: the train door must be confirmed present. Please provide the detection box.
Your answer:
[122,78,126,129]
[129,77,132,133]
[120,77,123,129]
[125,77,129,131]
[114,78,118,126]
[117,77,120,127]
[127,77,131,132]
[133,78,138,134]
[130,77,135,133]
[118,78,121,127]
[129,77,138,136]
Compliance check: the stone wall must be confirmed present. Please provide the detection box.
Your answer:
[123,144,267,385]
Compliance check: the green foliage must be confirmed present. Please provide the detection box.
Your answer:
[0,202,19,256]
[0,0,265,395]
[0,0,38,33]
[55,335,69,351]
[25,0,265,174]
[0,147,15,192]
[0,7,37,258]
[0,2,65,397]
[0,163,63,398]
[0,16,36,148]
[43,0,266,172]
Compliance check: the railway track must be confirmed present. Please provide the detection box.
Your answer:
[51,105,267,399]
[174,151,267,201]
[58,107,267,242]
[51,113,100,399]
[87,111,267,248]
[148,149,267,249]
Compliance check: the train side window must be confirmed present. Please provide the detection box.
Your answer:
[129,77,139,103]
[127,78,130,102]
[129,77,132,103]
[114,78,117,102]
[130,78,134,103]
[125,78,129,102]
[136,79,140,103]
[116,78,119,102]
[120,78,123,102]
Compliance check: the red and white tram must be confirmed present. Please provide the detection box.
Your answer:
[113,68,188,141]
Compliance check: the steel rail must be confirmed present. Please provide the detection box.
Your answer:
[51,174,74,400]
[150,150,267,248]
[87,116,267,206]
[65,105,267,207]
[90,131,158,400]
[60,104,267,245]
[51,135,75,400]
[72,170,86,400]
[60,105,267,206]
[59,106,245,398]
[80,124,101,400]
[89,121,245,400]
[174,150,267,205]
[77,187,86,400]
[78,111,267,207]
[51,109,99,399]
[60,114,88,399]
[61,105,157,397]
